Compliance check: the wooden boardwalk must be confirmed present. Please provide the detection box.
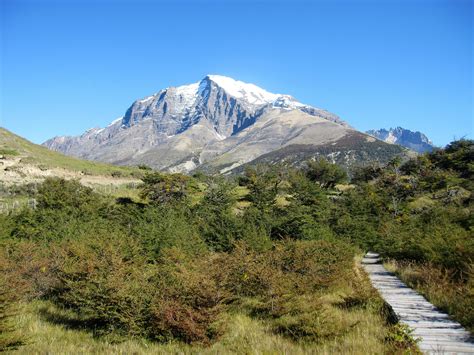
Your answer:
[362,252,474,354]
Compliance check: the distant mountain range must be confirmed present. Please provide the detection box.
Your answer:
[366,127,435,153]
[43,75,406,173]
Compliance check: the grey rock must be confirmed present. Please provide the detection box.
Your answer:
[43,75,402,173]
[366,127,435,153]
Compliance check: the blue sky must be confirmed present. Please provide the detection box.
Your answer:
[1,0,472,146]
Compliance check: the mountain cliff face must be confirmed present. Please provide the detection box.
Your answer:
[44,75,405,173]
[366,127,435,153]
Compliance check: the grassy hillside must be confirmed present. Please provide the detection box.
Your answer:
[0,127,139,178]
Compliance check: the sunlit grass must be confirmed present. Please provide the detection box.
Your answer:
[385,260,474,334]
[8,297,398,355]
[0,128,139,178]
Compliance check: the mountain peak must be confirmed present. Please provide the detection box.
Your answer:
[366,127,434,153]
[203,74,280,105]
[43,75,361,173]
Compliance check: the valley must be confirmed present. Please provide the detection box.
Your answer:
[3,0,470,353]
[1,131,472,353]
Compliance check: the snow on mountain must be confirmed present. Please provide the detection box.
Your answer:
[43,75,403,173]
[206,75,280,105]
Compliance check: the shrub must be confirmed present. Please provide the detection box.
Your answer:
[385,323,420,352]
[212,240,359,342]
[305,158,347,189]
[50,237,225,344]
[270,171,334,241]
[194,180,240,251]
[0,148,19,156]
[212,242,284,299]
[35,177,99,210]
[0,273,24,351]
[0,240,58,299]
[140,172,192,204]
[214,239,355,301]
[51,234,153,337]
[272,296,355,341]
[111,170,123,178]
[109,203,206,259]
[0,246,27,351]
[137,164,152,171]
[241,165,282,211]
[272,239,354,293]
[148,249,227,344]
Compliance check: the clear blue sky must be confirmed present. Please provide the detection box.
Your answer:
[1,0,472,146]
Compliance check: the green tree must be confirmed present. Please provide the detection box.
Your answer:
[194,179,239,251]
[305,159,347,189]
[140,172,191,204]
[36,177,99,210]
[242,165,283,212]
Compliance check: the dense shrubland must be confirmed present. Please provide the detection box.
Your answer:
[0,139,471,351]
[340,139,473,331]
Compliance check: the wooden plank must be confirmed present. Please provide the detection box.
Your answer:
[362,252,474,354]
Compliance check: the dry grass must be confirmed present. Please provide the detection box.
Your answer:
[7,299,396,355]
[385,260,474,333]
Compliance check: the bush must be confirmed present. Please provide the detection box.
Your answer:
[50,236,225,344]
[214,239,355,301]
[137,164,152,171]
[51,234,152,337]
[0,240,58,299]
[36,177,99,210]
[148,249,227,344]
[272,239,354,293]
[385,323,420,352]
[0,246,27,351]
[241,165,282,211]
[109,203,206,259]
[194,180,240,251]
[212,239,360,342]
[272,296,355,341]
[305,158,347,189]
[111,170,123,178]
[140,172,193,204]
[379,207,474,274]
[270,171,334,241]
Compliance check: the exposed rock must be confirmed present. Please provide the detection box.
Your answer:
[366,127,435,153]
[43,75,403,173]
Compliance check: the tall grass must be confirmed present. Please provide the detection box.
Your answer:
[9,296,403,354]
[385,260,474,333]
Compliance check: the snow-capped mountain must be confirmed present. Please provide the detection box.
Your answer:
[44,75,404,173]
[366,127,434,153]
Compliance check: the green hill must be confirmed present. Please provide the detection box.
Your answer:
[0,127,141,181]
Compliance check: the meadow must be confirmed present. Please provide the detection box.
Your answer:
[1,139,472,354]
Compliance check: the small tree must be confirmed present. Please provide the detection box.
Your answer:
[195,179,238,251]
[137,164,152,171]
[243,165,283,212]
[36,177,98,210]
[140,172,190,204]
[351,163,383,183]
[305,159,347,189]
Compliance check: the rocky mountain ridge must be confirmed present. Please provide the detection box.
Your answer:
[366,127,435,153]
[44,75,405,173]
